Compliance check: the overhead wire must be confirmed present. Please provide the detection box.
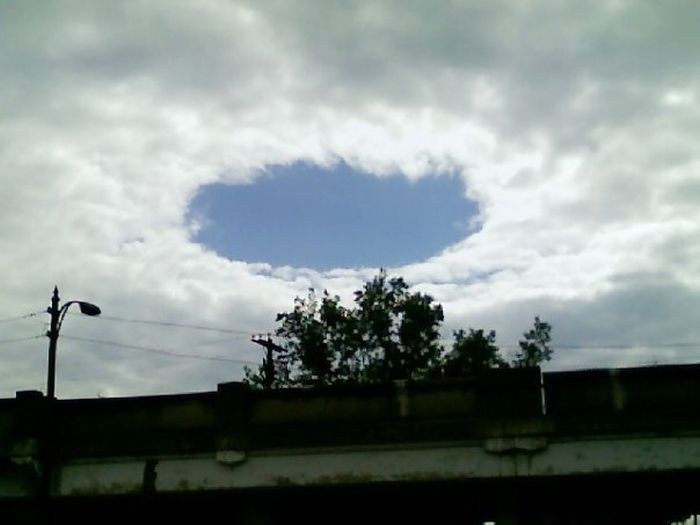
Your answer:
[60,310,273,367]
[74,312,261,335]
[526,342,700,350]
[19,309,700,349]
[0,334,44,346]
[60,334,261,365]
[0,311,42,324]
[544,342,700,349]
[5,320,700,373]
[165,334,255,351]
[52,311,700,355]
[439,337,700,350]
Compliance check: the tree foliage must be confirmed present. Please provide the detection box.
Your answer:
[353,271,444,383]
[513,316,552,368]
[443,329,508,377]
[245,270,553,388]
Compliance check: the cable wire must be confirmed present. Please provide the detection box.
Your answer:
[499,341,700,350]
[67,310,700,350]
[79,313,261,335]
[0,312,42,325]
[0,334,44,346]
[553,342,700,349]
[166,334,254,351]
[438,338,700,350]
[60,335,260,365]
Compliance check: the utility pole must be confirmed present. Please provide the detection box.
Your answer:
[251,335,287,389]
[46,287,61,400]
[45,286,101,399]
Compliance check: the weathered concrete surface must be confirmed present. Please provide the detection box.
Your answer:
[55,435,700,495]
[43,471,700,525]
[3,364,700,523]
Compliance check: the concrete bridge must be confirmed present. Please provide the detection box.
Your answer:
[2,364,700,524]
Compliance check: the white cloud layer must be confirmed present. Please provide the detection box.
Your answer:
[1,0,699,397]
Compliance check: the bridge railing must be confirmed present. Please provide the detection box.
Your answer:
[4,362,700,499]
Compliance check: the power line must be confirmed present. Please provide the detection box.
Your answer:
[438,338,700,350]
[79,313,262,336]
[552,342,700,349]
[0,312,41,325]
[0,334,44,346]
[61,309,700,351]
[166,334,254,350]
[60,334,260,365]
[499,342,700,350]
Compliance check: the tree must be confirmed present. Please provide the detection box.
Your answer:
[353,270,444,383]
[443,328,508,377]
[274,289,359,385]
[513,316,552,368]
[246,270,444,387]
[245,271,553,388]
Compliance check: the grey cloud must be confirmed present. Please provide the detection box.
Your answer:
[226,1,700,146]
[2,1,700,397]
[440,271,700,371]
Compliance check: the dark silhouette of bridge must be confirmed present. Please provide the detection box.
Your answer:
[2,364,700,524]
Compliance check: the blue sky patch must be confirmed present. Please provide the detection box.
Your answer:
[188,162,478,270]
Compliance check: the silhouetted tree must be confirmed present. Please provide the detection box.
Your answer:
[443,328,508,377]
[245,272,552,388]
[513,316,552,367]
[353,270,444,383]
[246,270,443,386]
[267,289,360,386]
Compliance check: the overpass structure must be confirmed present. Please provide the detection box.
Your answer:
[2,364,700,524]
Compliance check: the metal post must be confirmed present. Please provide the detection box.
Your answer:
[263,336,274,389]
[46,286,60,399]
[251,336,287,389]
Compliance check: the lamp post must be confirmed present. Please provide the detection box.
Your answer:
[46,286,101,398]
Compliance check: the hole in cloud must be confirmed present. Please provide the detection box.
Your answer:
[188,162,478,270]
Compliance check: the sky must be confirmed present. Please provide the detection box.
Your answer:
[188,161,476,269]
[1,0,700,398]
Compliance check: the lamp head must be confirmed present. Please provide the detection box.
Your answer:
[77,302,101,316]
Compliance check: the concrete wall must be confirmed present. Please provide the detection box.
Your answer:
[3,364,700,523]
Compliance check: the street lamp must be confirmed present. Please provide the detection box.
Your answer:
[46,286,101,398]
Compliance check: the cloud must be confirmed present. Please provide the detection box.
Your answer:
[1,1,699,397]
[460,272,700,371]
